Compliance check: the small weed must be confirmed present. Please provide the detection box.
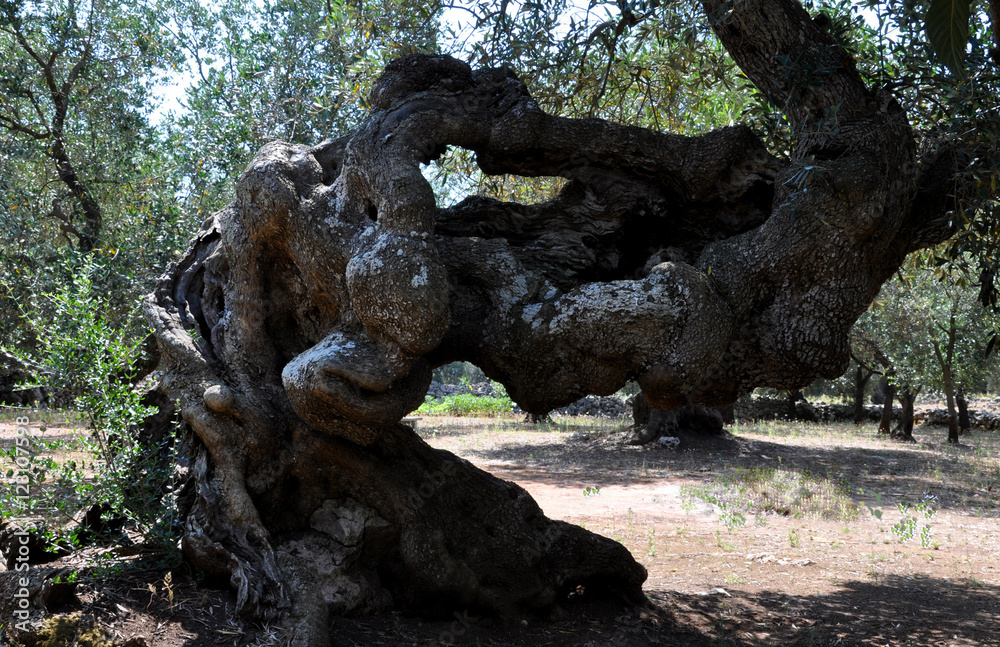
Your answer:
[892,493,937,546]
[52,570,80,585]
[863,492,884,520]
[788,529,801,547]
[724,572,744,585]
[583,486,601,497]
[715,530,737,552]
[718,503,747,530]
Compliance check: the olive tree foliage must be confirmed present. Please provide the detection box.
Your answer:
[853,259,993,441]
[430,0,1000,233]
[0,0,439,353]
[922,0,1000,75]
[159,0,441,217]
[856,0,1000,297]
[445,0,745,128]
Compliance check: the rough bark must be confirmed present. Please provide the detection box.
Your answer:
[146,0,962,637]
[787,390,805,417]
[629,392,727,444]
[957,390,970,433]
[872,374,888,405]
[942,365,959,444]
[626,403,724,445]
[853,364,874,424]
[933,313,960,444]
[631,392,652,427]
[878,377,896,435]
[894,387,917,441]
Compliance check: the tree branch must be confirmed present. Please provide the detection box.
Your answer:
[0,113,50,139]
[700,0,872,134]
[849,349,884,376]
[903,140,967,253]
[990,0,1000,67]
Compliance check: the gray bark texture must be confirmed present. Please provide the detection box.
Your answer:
[145,0,959,641]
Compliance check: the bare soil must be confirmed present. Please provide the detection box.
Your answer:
[2,414,999,646]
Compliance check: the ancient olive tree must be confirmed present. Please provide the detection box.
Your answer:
[146,0,966,640]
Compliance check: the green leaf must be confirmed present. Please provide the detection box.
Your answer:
[925,0,972,77]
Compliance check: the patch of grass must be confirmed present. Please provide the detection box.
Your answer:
[680,466,861,529]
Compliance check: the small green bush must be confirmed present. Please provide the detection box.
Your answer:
[1,259,180,552]
[415,392,513,416]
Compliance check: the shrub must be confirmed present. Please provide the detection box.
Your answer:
[0,259,179,552]
[415,392,514,416]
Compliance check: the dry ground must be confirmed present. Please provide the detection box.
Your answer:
[2,412,999,646]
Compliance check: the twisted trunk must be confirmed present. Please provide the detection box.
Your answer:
[894,387,918,441]
[146,0,960,639]
[878,377,897,435]
[957,390,970,433]
[853,365,875,424]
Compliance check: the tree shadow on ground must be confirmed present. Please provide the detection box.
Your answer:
[677,573,1000,647]
[15,535,998,646]
[328,573,999,646]
[453,425,999,515]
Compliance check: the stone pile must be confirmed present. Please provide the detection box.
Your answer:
[735,397,892,423]
[913,407,1000,430]
[736,396,1000,430]
[426,380,501,399]
[548,396,628,418]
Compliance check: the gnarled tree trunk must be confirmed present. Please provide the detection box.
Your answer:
[146,0,960,639]
[878,375,896,434]
[894,387,918,441]
[957,390,971,433]
[853,364,875,424]
[628,392,725,445]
